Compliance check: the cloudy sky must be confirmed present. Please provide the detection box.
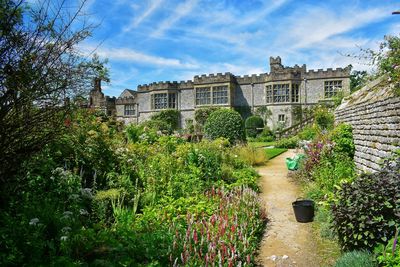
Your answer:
[78,0,399,96]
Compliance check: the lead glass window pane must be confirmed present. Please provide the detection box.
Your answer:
[196,87,211,105]
[324,80,342,98]
[212,86,228,104]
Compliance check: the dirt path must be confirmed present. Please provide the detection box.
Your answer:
[256,150,321,267]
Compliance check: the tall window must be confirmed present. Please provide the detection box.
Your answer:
[168,93,176,108]
[291,84,299,103]
[266,85,273,103]
[124,104,135,116]
[212,86,228,104]
[273,84,290,102]
[151,92,177,110]
[324,80,342,98]
[278,114,285,122]
[196,87,211,105]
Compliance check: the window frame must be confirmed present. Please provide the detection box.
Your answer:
[278,114,285,122]
[195,84,230,107]
[124,104,136,116]
[151,92,177,110]
[324,80,343,98]
[291,83,299,103]
[266,83,291,103]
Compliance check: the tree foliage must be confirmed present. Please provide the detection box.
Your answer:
[0,0,105,181]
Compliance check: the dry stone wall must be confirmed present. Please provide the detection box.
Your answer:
[335,77,400,173]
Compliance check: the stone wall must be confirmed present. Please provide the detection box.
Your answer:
[335,77,400,173]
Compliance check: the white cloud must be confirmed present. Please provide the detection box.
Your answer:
[152,0,198,37]
[81,45,199,69]
[123,0,164,32]
[280,6,388,49]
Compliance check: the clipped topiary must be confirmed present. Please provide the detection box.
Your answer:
[332,154,400,251]
[204,109,245,144]
[245,115,264,138]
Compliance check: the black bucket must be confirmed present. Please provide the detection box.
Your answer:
[292,199,315,223]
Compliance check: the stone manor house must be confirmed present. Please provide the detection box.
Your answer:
[89,56,351,129]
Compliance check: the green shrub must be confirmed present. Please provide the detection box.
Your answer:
[375,229,400,267]
[297,125,318,140]
[260,126,274,138]
[142,119,172,134]
[245,115,264,138]
[194,107,220,126]
[311,152,355,201]
[125,124,143,143]
[330,123,355,159]
[150,109,180,130]
[204,109,245,144]
[275,136,299,149]
[315,107,334,130]
[334,251,376,267]
[332,155,400,251]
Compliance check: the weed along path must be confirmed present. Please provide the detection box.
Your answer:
[256,150,321,267]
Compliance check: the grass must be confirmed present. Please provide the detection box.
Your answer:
[264,148,288,159]
[234,145,268,166]
[248,141,276,148]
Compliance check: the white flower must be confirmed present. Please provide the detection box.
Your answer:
[60,236,68,241]
[61,211,73,220]
[79,209,88,216]
[29,218,40,226]
[61,226,71,233]
[63,211,73,216]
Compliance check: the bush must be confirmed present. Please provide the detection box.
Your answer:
[332,154,400,251]
[330,123,355,159]
[275,136,299,149]
[204,109,245,144]
[311,152,355,201]
[194,107,220,126]
[260,126,274,138]
[334,251,376,267]
[245,116,264,138]
[297,125,318,140]
[125,124,143,143]
[375,230,400,267]
[150,109,180,130]
[315,107,334,130]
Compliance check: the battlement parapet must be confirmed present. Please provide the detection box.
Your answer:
[137,81,179,91]
[305,66,351,79]
[235,73,268,84]
[178,80,194,89]
[194,72,235,84]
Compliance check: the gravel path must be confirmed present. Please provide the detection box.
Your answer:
[256,150,321,267]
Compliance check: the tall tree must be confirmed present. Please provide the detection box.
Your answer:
[0,0,106,182]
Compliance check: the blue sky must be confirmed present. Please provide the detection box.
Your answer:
[78,0,400,96]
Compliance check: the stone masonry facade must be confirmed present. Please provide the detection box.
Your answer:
[90,56,351,129]
[335,76,400,173]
